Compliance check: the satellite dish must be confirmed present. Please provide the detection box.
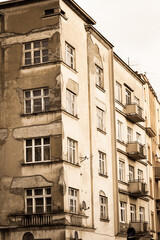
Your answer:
[74,231,78,240]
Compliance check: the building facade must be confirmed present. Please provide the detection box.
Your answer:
[0,0,159,240]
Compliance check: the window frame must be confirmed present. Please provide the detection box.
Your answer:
[23,39,49,66]
[24,137,51,163]
[130,204,136,222]
[96,65,103,89]
[120,201,126,223]
[68,187,78,214]
[65,42,75,69]
[24,87,50,114]
[67,138,77,164]
[25,187,51,214]
[129,165,134,182]
[119,160,125,182]
[139,206,145,222]
[117,120,123,142]
[127,127,133,143]
[66,89,76,116]
[116,82,122,102]
[100,195,108,220]
[97,107,104,131]
[99,151,106,175]
[126,89,131,105]
[138,169,143,181]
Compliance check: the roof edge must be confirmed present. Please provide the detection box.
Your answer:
[114,52,145,85]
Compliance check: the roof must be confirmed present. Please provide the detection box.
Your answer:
[0,0,96,25]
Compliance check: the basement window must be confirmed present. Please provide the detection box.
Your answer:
[44,9,55,16]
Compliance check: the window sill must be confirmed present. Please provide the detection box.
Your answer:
[117,139,127,146]
[61,61,78,74]
[62,110,79,120]
[96,84,105,93]
[100,217,109,222]
[21,160,52,166]
[99,173,108,178]
[118,180,129,186]
[20,61,54,69]
[115,99,125,107]
[62,160,81,168]
[97,128,107,135]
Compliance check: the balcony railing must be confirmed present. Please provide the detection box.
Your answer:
[155,167,160,181]
[22,214,54,227]
[128,179,148,197]
[126,141,146,160]
[125,103,144,123]
[130,221,149,233]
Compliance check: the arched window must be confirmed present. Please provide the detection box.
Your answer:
[22,232,34,240]
[99,191,108,220]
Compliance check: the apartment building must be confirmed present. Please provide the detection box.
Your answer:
[0,0,117,240]
[0,0,159,240]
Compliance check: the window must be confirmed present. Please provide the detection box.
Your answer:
[136,132,141,143]
[66,89,76,116]
[96,65,103,88]
[129,165,134,182]
[119,160,125,182]
[149,178,153,197]
[139,207,145,222]
[25,187,51,214]
[126,89,131,105]
[97,107,104,131]
[116,82,122,102]
[24,39,48,65]
[45,9,54,15]
[120,202,126,223]
[130,205,136,222]
[67,138,77,164]
[24,88,49,114]
[151,212,154,231]
[65,42,74,69]
[68,188,78,213]
[117,120,123,141]
[138,169,143,181]
[99,151,106,175]
[100,195,108,219]
[134,96,140,105]
[148,145,151,163]
[127,127,133,143]
[25,137,50,163]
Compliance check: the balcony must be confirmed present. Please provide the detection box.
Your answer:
[128,180,148,197]
[155,167,160,181]
[130,221,149,233]
[125,103,144,123]
[126,142,146,160]
[146,127,156,138]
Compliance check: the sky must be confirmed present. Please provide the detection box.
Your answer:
[0,0,160,98]
[76,0,160,98]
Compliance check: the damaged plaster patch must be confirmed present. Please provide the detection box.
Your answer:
[58,167,66,195]
[13,121,62,139]
[11,175,53,189]
[0,129,8,141]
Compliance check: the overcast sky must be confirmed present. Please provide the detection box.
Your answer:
[76,0,160,99]
[0,0,160,98]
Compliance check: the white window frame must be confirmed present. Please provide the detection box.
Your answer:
[23,39,49,66]
[136,132,141,143]
[117,120,123,141]
[116,82,122,102]
[68,187,78,213]
[134,96,140,106]
[127,127,133,143]
[126,89,131,105]
[96,65,103,88]
[24,88,49,114]
[25,137,51,163]
[100,195,108,219]
[120,202,126,223]
[97,107,104,131]
[67,138,77,164]
[119,160,125,182]
[129,165,134,182]
[138,169,143,181]
[65,42,75,69]
[66,89,76,116]
[25,187,51,214]
[139,206,145,222]
[130,204,136,222]
[99,151,106,175]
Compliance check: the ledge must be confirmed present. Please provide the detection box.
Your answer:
[62,110,79,120]
[100,218,109,222]
[42,12,68,21]
[96,84,105,93]
[21,160,81,168]
[97,128,107,135]
[61,61,78,74]
[99,173,108,178]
